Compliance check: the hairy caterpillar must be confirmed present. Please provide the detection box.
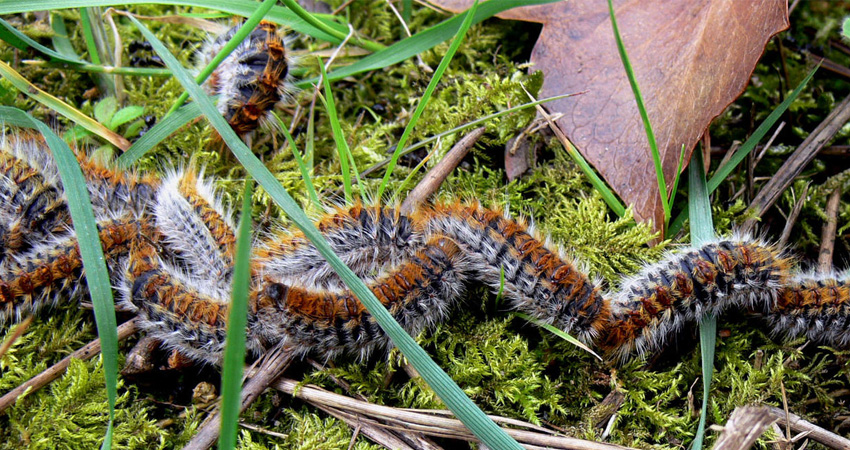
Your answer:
[197,21,294,138]
[1,134,849,367]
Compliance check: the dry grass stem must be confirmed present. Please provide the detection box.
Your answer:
[0,317,139,414]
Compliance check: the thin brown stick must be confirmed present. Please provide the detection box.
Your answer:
[818,188,842,272]
[712,406,776,450]
[767,406,850,450]
[184,346,295,450]
[0,317,139,414]
[742,92,850,233]
[778,183,809,248]
[273,377,636,450]
[0,316,33,360]
[400,126,486,215]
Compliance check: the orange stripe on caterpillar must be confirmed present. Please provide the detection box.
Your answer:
[598,238,793,359]
[198,21,294,138]
[251,237,465,359]
[0,217,149,323]
[414,203,609,342]
[768,277,850,346]
[255,204,423,291]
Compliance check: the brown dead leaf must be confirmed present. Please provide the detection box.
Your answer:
[429,0,789,233]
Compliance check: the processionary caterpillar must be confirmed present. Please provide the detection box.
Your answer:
[1,132,848,366]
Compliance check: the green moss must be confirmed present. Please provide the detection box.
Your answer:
[2,1,850,449]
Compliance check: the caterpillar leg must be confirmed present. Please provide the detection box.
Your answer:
[252,237,466,360]
[416,203,608,342]
[255,205,424,291]
[0,216,150,324]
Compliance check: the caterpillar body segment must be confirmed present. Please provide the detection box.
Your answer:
[0,217,150,324]
[598,237,794,359]
[415,203,608,342]
[769,275,850,346]
[255,204,424,291]
[153,169,236,295]
[198,21,294,138]
[251,237,466,360]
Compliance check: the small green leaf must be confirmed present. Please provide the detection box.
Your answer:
[109,105,145,129]
[94,97,117,126]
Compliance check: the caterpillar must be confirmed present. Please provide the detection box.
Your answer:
[196,20,294,138]
[1,133,849,367]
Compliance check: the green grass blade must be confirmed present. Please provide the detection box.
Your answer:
[280,0,384,52]
[50,13,80,60]
[271,111,320,208]
[0,107,118,450]
[607,0,668,223]
[523,87,627,218]
[0,17,84,65]
[687,148,715,450]
[318,63,354,203]
[165,0,278,116]
[219,179,254,450]
[116,101,202,167]
[669,144,687,207]
[361,92,579,178]
[80,8,102,64]
[378,0,480,201]
[304,0,560,85]
[0,59,131,151]
[513,312,602,361]
[667,65,818,236]
[0,1,352,46]
[130,14,524,450]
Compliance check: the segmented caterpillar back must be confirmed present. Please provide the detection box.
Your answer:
[598,238,794,359]
[198,21,294,138]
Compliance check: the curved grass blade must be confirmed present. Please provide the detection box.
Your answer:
[0,107,118,450]
[0,59,131,151]
[271,111,320,208]
[116,101,202,167]
[667,64,818,236]
[318,62,353,203]
[0,1,352,46]
[129,14,524,450]
[165,0,278,116]
[687,148,716,450]
[219,179,254,450]
[0,17,84,65]
[378,0,480,201]
[280,0,384,52]
[607,0,668,224]
[301,0,561,86]
[514,312,602,361]
[50,13,80,60]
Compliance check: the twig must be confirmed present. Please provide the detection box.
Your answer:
[0,316,33,360]
[0,317,139,414]
[184,346,295,450]
[712,406,776,450]
[767,406,850,450]
[778,183,809,248]
[400,126,486,214]
[742,92,850,233]
[818,188,842,272]
[273,377,636,450]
